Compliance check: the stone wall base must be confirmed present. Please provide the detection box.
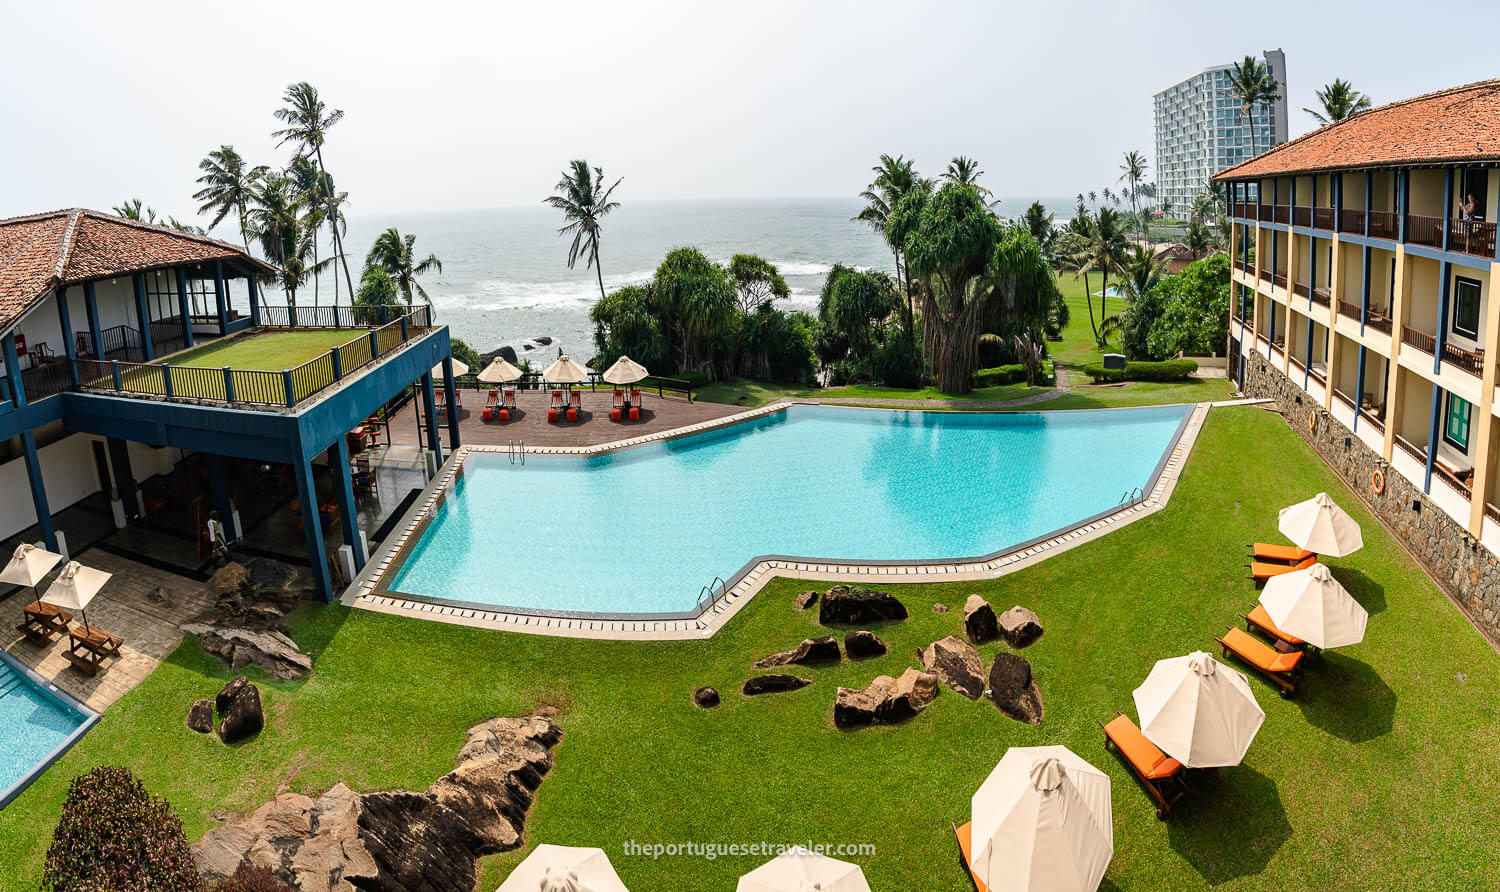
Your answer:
[1241,351,1500,643]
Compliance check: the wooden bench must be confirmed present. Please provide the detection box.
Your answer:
[66,625,123,677]
[17,601,71,644]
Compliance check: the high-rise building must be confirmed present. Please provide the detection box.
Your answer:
[1154,50,1288,218]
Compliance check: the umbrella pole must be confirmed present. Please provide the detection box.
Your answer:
[81,608,91,638]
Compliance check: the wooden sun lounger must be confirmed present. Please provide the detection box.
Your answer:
[952,821,991,892]
[66,624,124,677]
[18,601,71,644]
[611,389,625,421]
[1248,542,1316,564]
[1248,554,1315,582]
[1100,712,1187,818]
[482,390,499,421]
[567,390,581,421]
[1217,627,1304,697]
[548,390,564,422]
[1241,604,1316,655]
[502,389,516,411]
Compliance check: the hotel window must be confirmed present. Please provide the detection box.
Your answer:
[1443,394,1472,451]
[1451,277,1481,340]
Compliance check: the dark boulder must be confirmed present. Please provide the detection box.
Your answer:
[754,636,841,668]
[833,669,938,728]
[187,698,214,734]
[534,336,553,346]
[999,606,1044,648]
[989,653,1045,726]
[693,686,720,708]
[963,594,999,644]
[794,590,819,610]
[932,603,950,614]
[918,636,986,700]
[819,586,908,626]
[218,680,264,744]
[843,631,887,659]
[743,674,812,696]
[216,675,250,714]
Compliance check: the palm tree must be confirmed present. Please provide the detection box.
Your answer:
[544,160,623,302]
[193,146,268,249]
[854,153,921,328]
[1190,191,1217,225]
[1304,79,1372,126]
[249,172,323,307]
[364,228,443,305]
[288,156,325,306]
[1185,221,1212,259]
[943,156,991,197]
[1228,55,1281,157]
[272,82,356,299]
[1118,151,1149,242]
[1101,245,1166,344]
[112,199,156,223]
[1069,208,1130,345]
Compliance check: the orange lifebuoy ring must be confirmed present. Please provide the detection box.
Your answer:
[1308,410,1317,432]
[1372,469,1386,495]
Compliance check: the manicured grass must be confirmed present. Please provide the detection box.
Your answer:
[4,407,1498,889]
[693,378,816,407]
[1025,377,1236,410]
[157,330,368,371]
[816,382,1049,402]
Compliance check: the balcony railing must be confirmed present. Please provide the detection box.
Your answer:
[1432,461,1473,498]
[1258,267,1273,282]
[1406,214,1444,248]
[1338,299,1361,322]
[1339,209,1366,234]
[1486,501,1499,524]
[1311,287,1331,308]
[1258,204,1273,221]
[1292,206,1312,227]
[1312,207,1335,230]
[1332,387,1356,410]
[1367,211,1398,240]
[20,359,73,403]
[1442,342,1485,378]
[1292,280,1309,298]
[1234,257,1251,274]
[1273,205,1290,224]
[1366,307,1394,335]
[1394,433,1426,463]
[1402,324,1436,355]
[1289,355,1306,373]
[1273,272,1288,289]
[1405,214,1498,257]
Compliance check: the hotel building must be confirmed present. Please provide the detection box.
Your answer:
[1218,80,1500,626]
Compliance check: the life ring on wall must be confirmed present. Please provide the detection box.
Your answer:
[1372,469,1386,495]
[1307,410,1317,432]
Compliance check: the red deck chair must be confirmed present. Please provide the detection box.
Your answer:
[548,390,563,422]
[611,389,624,421]
[567,390,581,422]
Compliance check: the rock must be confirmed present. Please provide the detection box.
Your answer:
[523,342,537,351]
[833,668,938,728]
[998,606,1044,648]
[754,636,841,668]
[963,594,999,644]
[216,675,251,714]
[932,603,950,614]
[742,674,812,696]
[534,336,553,346]
[208,562,257,611]
[843,630,887,659]
[481,345,519,366]
[244,557,312,601]
[819,586,908,626]
[218,680,264,744]
[193,715,562,890]
[794,590,819,610]
[182,623,313,681]
[693,686,720,708]
[147,585,173,607]
[988,653,1045,726]
[917,636,986,700]
[187,698,214,734]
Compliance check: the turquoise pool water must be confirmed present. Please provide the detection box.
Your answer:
[387,405,1191,616]
[0,653,92,808]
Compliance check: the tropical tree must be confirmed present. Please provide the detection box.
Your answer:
[943,156,991,197]
[853,154,924,331]
[1104,245,1167,351]
[1185,221,1213,259]
[112,199,156,223]
[364,228,442,306]
[287,156,326,306]
[272,82,356,299]
[1304,78,1372,126]
[1228,55,1281,157]
[544,160,623,302]
[819,265,900,363]
[1019,201,1057,260]
[1119,150,1149,240]
[728,254,789,314]
[651,246,737,374]
[1147,253,1231,357]
[1067,208,1130,345]
[354,267,401,325]
[250,172,319,307]
[194,146,268,249]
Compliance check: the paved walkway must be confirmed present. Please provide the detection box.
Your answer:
[2,549,210,712]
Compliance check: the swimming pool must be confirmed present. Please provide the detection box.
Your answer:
[385,404,1192,617]
[0,651,96,809]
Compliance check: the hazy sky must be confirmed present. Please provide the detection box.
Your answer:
[5,0,1499,224]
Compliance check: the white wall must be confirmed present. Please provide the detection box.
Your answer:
[0,433,104,541]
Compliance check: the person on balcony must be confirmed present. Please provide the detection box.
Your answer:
[1459,193,1477,252]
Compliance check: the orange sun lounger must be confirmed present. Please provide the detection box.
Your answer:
[952,822,991,892]
[1241,604,1313,653]
[1248,554,1315,582]
[1248,542,1316,564]
[1216,627,1305,696]
[1099,712,1187,818]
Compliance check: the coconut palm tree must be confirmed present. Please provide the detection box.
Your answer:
[249,172,323,307]
[272,82,356,299]
[1304,78,1372,126]
[943,156,991,196]
[1119,151,1149,242]
[1185,221,1213,259]
[1068,208,1130,345]
[1101,245,1167,345]
[194,146,268,249]
[364,228,443,306]
[112,199,156,223]
[854,153,922,327]
[287,156,325,306]
[1228,55,1281,157]
[544,160,623,302]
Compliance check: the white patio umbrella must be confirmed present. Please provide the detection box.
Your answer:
[477,357,524,384]
[496,844,629,892]
[0,543,63,605]
[40,561,112,637]
[1133,651,1265,768]
[969,746,1113,892]
[1260,563,1369,649]
[1278,492,1363,557]
[431,359,470,380]
[737,846,871,892]
[601,355,649,386]
[542,354,590,385]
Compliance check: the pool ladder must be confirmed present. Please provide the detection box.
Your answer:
[507,440,526,465]
[697,576,729,613]
[1119,486,1144,506]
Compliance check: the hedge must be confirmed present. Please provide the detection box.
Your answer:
[973,364,1027,387]
[1081,359,1198,383]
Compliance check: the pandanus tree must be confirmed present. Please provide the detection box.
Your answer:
[194,145,268,249]
[365,227,442,306]
[545,159,623,302]
[651,247,737,374]
[891,184,1056,393]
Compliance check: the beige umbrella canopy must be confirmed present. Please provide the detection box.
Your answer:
[736,846,872,892]
[1132,651,1265,768]
[1261,563,1369,649]
[477,357,524,384]
[1278,492,1363,557]
[969,746,1114,892]
[0,543,63,595]
[496,844,630,892]
[41,561,112,635]
[601,355,649,386]
[542,354,590,385]
[431,359,470,380]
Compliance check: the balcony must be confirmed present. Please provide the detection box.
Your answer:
[1394,432,1426,464]
[1312,207,1335,230]
[1311,286,1331,308]
[1308,364,1326,385]
[1442,342,1485,378]
[1292,279,1309,299]
[1332,387,1356,410]
[1402,324,1437,355]
[1432,459,1474,499]
[1368,211,1398,240]
[1273,272,1288,289]
[1339,209,1366,234]
[1234,257,1251,274]
[1273,205,1290,225]
[1366,307,1394,335]
[1358,398,1386,433]
[1292,206,1312,227]
[1258,267,1273,283]
[1487,501,1500,524]
[1405,214,1498,258]
[1338,299,1361,322]
[1258,204,1273,221]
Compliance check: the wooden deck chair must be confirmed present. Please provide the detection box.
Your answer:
[1099,712,1188,818]
[1240,604,1316,656]
[1248,542,1316,564]
[1216,627,1305,697]
[483,390,499,421]
[1248,554,1316,582]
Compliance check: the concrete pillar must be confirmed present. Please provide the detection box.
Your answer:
[421,372,443,464]
[292,457,335,603]
[1382,247,1409,462]
[1468,260,1500,532]
[56,285,78,387]
[175,268,195,349]
[443,357,460,450]
[204,453,237,543]
[328,438,366,570]
[133,272,154,360]
[19,432,56,551]
[84,282,103,358]
[214,261,229,334]
[106,437,140,521]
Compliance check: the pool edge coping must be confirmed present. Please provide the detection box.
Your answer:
[0,648,100,811]
[342,400,1215,640]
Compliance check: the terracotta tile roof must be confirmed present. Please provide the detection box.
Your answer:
[1215,78,1500,181]
[0,208,275,332]
[1154,243,1195,262]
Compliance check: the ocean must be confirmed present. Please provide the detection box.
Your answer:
[325,196,1075,362]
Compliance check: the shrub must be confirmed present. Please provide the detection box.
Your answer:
[972,364,1028,388]
[977,332,1008,367]
[211,863,294,892]
[870,333,922,389]
[1081,359,1198,382]
[676,370,712,390]
[826,358,870,387]
[43,766,203,892]
[1146,254,1230,358]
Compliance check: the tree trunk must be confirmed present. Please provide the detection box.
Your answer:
[1083,271,1100,344]
[1099,270,1109,346]
[931,297,984,394]
[315,146,357,300]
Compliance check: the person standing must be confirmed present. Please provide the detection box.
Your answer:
[207,510,230,566]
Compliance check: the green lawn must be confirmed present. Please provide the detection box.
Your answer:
[693,378,815,407]
[5,407,1498,889]
[157,330,368,371]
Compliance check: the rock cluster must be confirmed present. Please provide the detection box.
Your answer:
[754,636,841,668]
[917,636,986,700]
[183,562,314,680]
[963,595,999,644]
[818,585,908,626]
[833,669,938,728]
[794,590,819,610]
[192,715,562,891]
[693,686,720,708]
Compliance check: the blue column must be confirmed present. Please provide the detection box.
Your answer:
[442,357,460,450]
[292,457,335,602]
[84,282,103,358]
[3,331,25,407]
[1442,170,1453,251]
[175,268,195,349]
[19,433,56,551]
[1423,384,1442,493]
[1308,235,1318,303]
[1360,247,1371,332]
[56,285,78,387]
[249,274,262,326]
[214,261,229,334]
[205,454,237,543]
[1363,170,1372,237]
[106,437,140,520]
[1433,263,1451,374]
[421,372,443,463]
[132,272,154,360]
[328,439,366,570]
[1398,169,1410,243]
[1353,346,1367,431]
